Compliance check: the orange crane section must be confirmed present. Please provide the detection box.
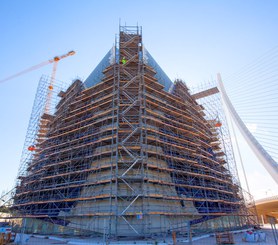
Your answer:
[49,50,76,88]
[0,51,76,113]
[45,51,75,113]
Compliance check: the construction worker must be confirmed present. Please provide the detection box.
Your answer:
[121,57,127,65]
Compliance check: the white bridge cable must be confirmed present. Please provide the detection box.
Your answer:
[251,139,278,147]
[217,72,278,185]
[223,45,278,85]
[252,133,278,141]
[225,68,278,89]
[219,46,278,168]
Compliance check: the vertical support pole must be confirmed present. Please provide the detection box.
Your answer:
[19,218,27,245]
[103,218,107,244]
[261,214,264,226]
[187,221,192,244]
[109,35,120,238]
[271,223,278,245]
[274,224,278,245]
[268,216,278,245]
[172,231,177,245]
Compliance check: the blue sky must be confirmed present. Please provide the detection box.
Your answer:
[0,0,277,198]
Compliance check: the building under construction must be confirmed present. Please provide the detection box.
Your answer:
[12,26,257,238]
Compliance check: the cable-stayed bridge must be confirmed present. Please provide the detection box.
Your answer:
[219,46,278,186]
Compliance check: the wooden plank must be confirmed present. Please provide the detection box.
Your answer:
[192,87,219,100]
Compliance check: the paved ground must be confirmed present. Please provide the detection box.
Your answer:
[176,227,275,244]
[11,225,277,244]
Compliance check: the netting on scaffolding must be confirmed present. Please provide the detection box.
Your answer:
[15,75,70,186]
[190,80,258,225]
[11,26,258,238]
[190,80,240,188]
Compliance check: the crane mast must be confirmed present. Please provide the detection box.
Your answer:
[45,50,75,113]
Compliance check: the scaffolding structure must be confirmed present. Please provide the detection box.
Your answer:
[16,75,69,183]
[12,26,257,238]
[190,80,258,231]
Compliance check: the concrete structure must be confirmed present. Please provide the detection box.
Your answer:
[12,26,256,237]
[254,196,278,224]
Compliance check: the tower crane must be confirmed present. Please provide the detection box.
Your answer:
[45,51,75,113]
[0,50,75,84]
[0,50,76,113]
